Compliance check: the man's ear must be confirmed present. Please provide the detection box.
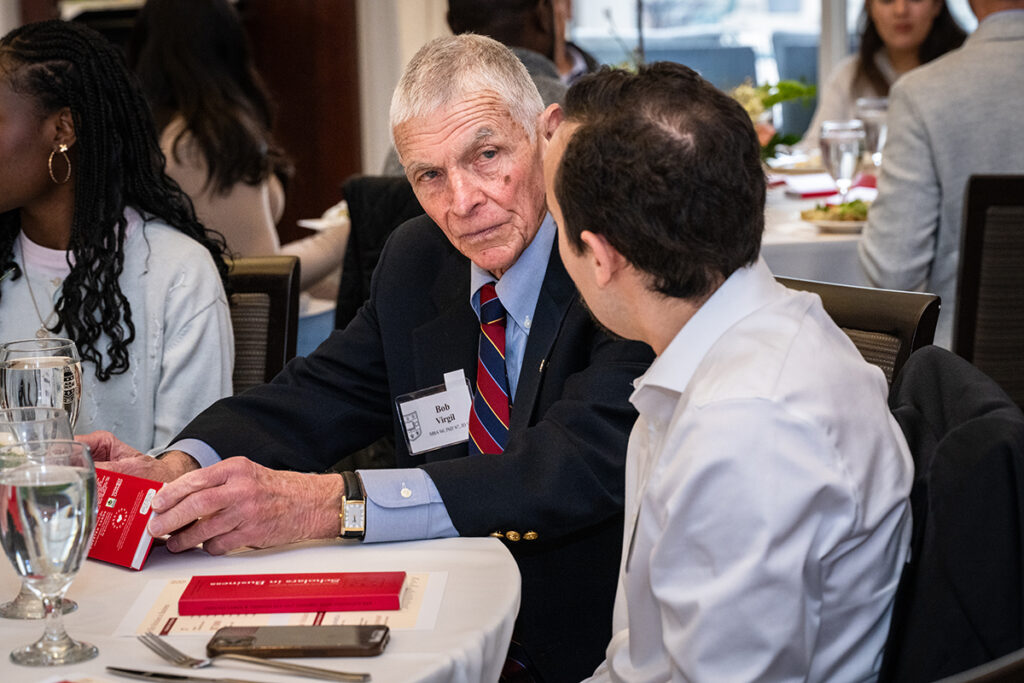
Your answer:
[579,230,627,288]
[539,103,564,142]
[53,107,77,149]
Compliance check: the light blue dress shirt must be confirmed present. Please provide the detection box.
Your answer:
[174,214,556,543]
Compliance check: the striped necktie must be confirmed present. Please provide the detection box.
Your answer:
[468,283,510,455]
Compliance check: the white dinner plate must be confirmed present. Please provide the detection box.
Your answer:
[806,219,866,233]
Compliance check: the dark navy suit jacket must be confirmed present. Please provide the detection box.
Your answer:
[179,214,654,682]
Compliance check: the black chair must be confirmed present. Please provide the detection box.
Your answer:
[228,255,300,394]
[777,277,940,385]
[335,175,424,329]
[879,346,1024,682]
[954,175,1024,410]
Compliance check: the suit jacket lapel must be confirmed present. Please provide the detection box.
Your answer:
[408,231,575,450]
[411,244,478,390]
[511,239,575,433]
[405,244,478,463]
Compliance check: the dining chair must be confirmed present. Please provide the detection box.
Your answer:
[335,174,424,329]
[953,174,1024,410]
[776,276,940,385]
[879,346,1024,683]
[227,255,300,394]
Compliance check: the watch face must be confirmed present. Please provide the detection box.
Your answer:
[344,503,365,529]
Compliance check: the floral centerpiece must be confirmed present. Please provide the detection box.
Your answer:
[731,80,817,160]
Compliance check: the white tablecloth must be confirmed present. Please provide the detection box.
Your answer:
[0,537,520,683]
[761,186,869,286]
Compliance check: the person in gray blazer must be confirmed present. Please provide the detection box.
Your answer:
[859,0,1024,348]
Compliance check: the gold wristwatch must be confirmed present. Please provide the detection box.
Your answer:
[339,471,366,540]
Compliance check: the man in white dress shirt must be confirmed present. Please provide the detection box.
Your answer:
[544,62,915,681]
[859,0,1024,348]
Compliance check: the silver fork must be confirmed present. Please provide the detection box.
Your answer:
[137,632,371,682]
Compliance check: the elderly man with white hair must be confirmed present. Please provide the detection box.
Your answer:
[84,34,653,682]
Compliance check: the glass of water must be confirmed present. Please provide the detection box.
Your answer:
[0,408,78,620]
[0,339,83,429]
[820,119,866,203]
[0,440,98,666]
[855,97,888,170]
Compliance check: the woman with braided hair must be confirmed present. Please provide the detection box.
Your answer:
[0,20,233,451]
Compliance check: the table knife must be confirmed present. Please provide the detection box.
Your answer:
[106,666,266,683]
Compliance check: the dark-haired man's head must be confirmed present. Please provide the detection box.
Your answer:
[548,62,766,307]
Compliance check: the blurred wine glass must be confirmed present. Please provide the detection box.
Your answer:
[820,119,866,202]
[0,338,82,429]
[0,408,78,620]
[855,97,888,171]
[0,440,98,665]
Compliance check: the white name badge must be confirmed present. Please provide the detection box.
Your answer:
[396,369,473,455]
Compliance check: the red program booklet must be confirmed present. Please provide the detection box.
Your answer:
[178,571,407,615]
[87,470,163,571]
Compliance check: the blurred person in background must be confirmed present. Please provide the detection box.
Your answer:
[860,0,1024,348]
[551,0,598,85]
[801,0,965,150]
[128,0,348,295]
[0,20,232,451]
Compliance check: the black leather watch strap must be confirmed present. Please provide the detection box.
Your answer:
[341,471,364,502]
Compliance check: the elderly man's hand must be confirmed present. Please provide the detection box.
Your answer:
[148,457,346,555]
[77,431,200,482]
[78,430,143,462]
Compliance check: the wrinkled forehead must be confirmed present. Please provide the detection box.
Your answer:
[395,95,534,162]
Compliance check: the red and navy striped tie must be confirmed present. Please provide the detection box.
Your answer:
[468,283,510,455]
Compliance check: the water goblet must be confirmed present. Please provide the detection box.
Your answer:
[0,408,78,620]
[855,97,889,170]
[0,440,98,665]
[0,338,83,429]
[820,119,866,203]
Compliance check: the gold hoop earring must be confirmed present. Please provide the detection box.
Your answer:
[48,144,71,185]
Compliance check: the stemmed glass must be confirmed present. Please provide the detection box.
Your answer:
[0,338,83,429]
[0,407,78,620]
[855,97,888,171]
[819,119,866,203]
[0,440,98,666]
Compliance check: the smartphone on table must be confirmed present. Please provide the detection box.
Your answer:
[207,624,390,658]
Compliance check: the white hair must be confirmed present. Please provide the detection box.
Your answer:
[389,34,545,148]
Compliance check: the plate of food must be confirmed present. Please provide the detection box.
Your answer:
[800,200,869,233]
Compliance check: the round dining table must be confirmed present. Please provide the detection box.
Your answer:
[0,536,520,683]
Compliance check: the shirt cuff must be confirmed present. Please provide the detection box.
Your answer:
[163,438,222,469]
[358,468,458,543]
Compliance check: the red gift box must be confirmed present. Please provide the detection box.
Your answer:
[87,470,162,570]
